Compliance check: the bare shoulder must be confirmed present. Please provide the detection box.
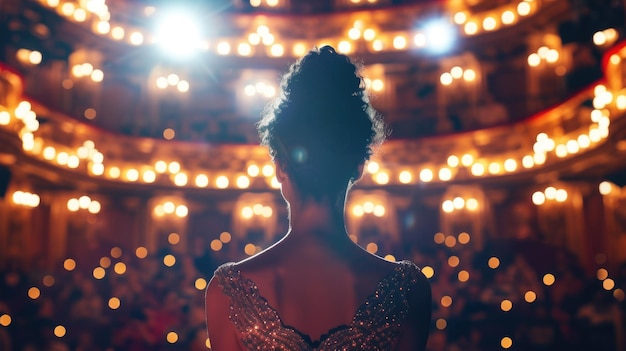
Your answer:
[205,264,242,351]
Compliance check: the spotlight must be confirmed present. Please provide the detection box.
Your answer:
[154,12,202,58]
[423,19,456,54]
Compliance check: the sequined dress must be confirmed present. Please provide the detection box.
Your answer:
[214,260,422,351]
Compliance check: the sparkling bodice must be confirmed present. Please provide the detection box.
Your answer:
[214,260,422,351]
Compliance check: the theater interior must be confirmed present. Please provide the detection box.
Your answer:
[1,0,626,350]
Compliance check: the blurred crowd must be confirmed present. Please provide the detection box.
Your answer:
[0,236,625,351]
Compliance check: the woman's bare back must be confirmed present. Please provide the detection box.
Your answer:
[206,239,431,350]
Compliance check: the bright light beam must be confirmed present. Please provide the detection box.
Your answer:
[423,19,456,54]
[155,12,202,58]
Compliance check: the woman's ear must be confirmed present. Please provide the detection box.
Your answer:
[274,160,288,183]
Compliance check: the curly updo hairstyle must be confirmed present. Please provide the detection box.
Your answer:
[258,46,387,200]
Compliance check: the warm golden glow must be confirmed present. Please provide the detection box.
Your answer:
[241,206,253,219]
[111,26,125,40]
[363,28,376,41]
[384,254,396,262]
[440,296,452,307]
[216,175,229,189]
[447,155,459,167]
[464,22,478,35]
[126,168,139,182]
[450,66,463,79]
[366,161,379,173]
[503,158,517,172]
[372,39,383,51]
[166,331,179,343]
[599,181,612,195]
[93,267,106,279]
[220,232,232,243]
[434,232,445,244]
[545,187,557,199]
[211,239,223,251]
[108,297,121,309]
[366,242,378,253]
[244,243,256,256]
[500,299,513,312]
[524,290,537,303]
[532,191,546,205]
[337,41,351,54]
[163,254,176,267]
[438,168,452,181]
[470,163,485,176]
[419,168,433,182]
[262,164,274,177]
[488,257,500,269]
[528,53,540,67]
[461,154,474,166]
[501,10,516,24]
[458,270,469,282]
[175,204,188,217]
[270,44,284,57]
[236,175,250,188]
[136,247,148,259]
[458,232,470,244]
[114,262,126,275]
[501,336,513,349]
[399,170,412,184]
[100,257,111,268]
[453,12,467,25]
[440,72,453,86]
[482,17,496,31]
[453,197,464,209]
[444,236,456,248]
[168,232,180,245]
[466,198,478,211]
[542,273,555,286]
[195,278,208,290]
[422,266,434,279]
[488,162,501,175]
[64,258,76,271]
[28,287,41,300]
[0,314,11,327]
[392,36,407,50]
[517,1,531,16]
[374,171,389,185]
[436,318,447,330]
[54,325,67,338]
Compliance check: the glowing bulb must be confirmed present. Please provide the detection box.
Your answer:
[155,12,202,57]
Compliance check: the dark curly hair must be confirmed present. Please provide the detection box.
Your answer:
[257,46,387,199]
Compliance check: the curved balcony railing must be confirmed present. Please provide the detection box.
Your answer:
[1,39,625,192]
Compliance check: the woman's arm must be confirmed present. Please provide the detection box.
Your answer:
[205,276,243,351]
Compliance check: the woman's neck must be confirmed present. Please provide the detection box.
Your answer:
[284,195,351,246]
